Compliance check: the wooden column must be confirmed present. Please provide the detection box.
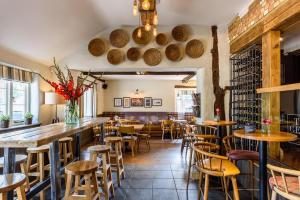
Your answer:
[262,30,281,158]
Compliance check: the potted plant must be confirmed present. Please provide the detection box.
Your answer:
[24,112,33,125]
[0,115,10,128]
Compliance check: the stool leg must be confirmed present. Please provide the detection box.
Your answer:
[74,175,80,194]
[231,176,239,200]
[102,154,109,200]
[20,162,30,191]
[63,143,68,166]
[38,152,45,200]
[223,176,228,200]
[131,140,135,157]
[26,153,32,173]
[16,185,26,200]
[84,175,92,199]
[91,172,99,197]
[64,173,72,199]
[0,193,7,200]
[68,141,73,160]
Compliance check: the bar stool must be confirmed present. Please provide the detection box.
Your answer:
[88,145,115,200]
[104,137,125,186]
[0,155,30,192]
[93,126,101,144]
[26,145,50,200]
[59,137,74,166]
[64,160,99,200]
[0,173,27,200]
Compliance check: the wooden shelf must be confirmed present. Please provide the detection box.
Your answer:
[257,83,300,93]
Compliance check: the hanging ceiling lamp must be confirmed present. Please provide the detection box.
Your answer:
[132,0,159,36]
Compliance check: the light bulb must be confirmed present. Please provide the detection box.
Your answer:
[153,12,158,25]
[142,0,151,10]
[133,0,138,16]
[145,23,151,31]
[153,27,157,36]
[137,28,142,38]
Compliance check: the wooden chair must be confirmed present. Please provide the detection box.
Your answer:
[118,126,138,157]
[26,145,50,200]
[267,164,300,200]
[194,125,219,143]
[187,141,220,189]
[0,155,30,192]
[59,137,74,166]
[0,173,27,200]
[104,137,125,186]
[194,142,240,200]
[88,145,115,200]
[64,160,99,200]
[137,122,152,151]
[161,120,174,141]
[181,124,195,156]
[223,135,259,200]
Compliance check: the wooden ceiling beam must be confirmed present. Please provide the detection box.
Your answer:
[182,74,195,83]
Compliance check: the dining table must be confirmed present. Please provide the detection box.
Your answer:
[0,117,109,200]
[111,124,145,132]
[234,129,297,200]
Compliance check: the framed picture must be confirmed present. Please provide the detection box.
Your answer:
[131,98,144,107]
[123,97,131,108]
[144,97,152,108]
[152,98,162,106]
[114,98,122,107]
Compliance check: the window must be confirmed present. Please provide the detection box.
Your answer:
[175,89,196,113]
[84,88,93,117]
[0,79,30,124]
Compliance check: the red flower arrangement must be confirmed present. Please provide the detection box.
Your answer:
[262,119,272,125]
[216,107,221,115]
[39,59,95,101]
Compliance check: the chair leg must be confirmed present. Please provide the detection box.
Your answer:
[131,141,135,157]
[271,190,277,200]
[231,176,239,200]
[187,148,193,189]
[16,185,26,200]
[181,138,185,155]
[203,174,210,200]
[223,177,229,200]
[162,130,164,141]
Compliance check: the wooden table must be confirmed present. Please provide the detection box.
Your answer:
[0,117,109,200]
[234,129,297,200]
[112,124,144,132]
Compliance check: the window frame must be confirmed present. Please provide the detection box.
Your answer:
[175,88,196,113]
[0,79,30,125]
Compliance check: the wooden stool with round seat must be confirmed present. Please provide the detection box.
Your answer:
[88,145,115,200]
[104,137,125,186]
[59,137,74,166]
[0,155,30,192]
[0,173,27,200]
[26,145,50,200]
[64,160,99,200]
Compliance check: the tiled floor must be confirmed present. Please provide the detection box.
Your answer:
[39,139,253,199]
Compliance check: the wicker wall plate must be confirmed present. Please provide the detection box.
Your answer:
[132,27,153,45]
[172,25,189,42]
[156,33,170,46]
[143,48,162,66]
[186,39,204,58]
[165,44,184,62]
[127,47,141,61]
[88,38,107,56]
[107,49,125,65]
[109,29,130,48]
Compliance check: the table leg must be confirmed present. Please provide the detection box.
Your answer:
[4,148,16,200]
[50,141,61,200]
[74,132,81,160]
[187,146,193,189]
[259,141,268,200]
[100,123,104,144]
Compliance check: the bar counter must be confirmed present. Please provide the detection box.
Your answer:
[0,117,109,200]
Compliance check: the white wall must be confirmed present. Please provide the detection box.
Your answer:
[0,46,55,125]
[103,79,196,112]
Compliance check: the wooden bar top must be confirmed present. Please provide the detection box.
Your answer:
[0,117,109,148]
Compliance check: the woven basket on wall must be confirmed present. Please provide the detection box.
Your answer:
[143,48,162,66]
[186,39,204,58]
[165,44,184,62]
[109,29,130,48]
[156,33,170,46]
[172,25,190,42]
[88,38,107,56]
[107,49,125,65]
[127,47,141,61]
[132,27,153,45]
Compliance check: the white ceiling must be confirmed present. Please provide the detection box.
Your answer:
[0,0,252,66]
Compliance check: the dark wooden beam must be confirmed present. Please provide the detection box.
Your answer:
[88,74,106,83]
[182,74,195,83]
[82,71,196,76]
[174,85,196,89]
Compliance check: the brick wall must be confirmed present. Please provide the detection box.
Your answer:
[228,0,286,42]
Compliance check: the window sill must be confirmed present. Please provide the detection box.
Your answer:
[0,123,41,134]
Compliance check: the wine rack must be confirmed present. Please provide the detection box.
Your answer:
[230,45,262,130]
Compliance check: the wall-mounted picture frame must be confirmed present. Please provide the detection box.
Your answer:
[131,98,144,107]
[144,97,152,108]
[123,97,131,108]
[114,98,122,107]
[152,98,162,106]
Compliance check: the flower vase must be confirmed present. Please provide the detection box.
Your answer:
[214,115,220,122]
[261,124,270,134]
[65,100,79,124]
